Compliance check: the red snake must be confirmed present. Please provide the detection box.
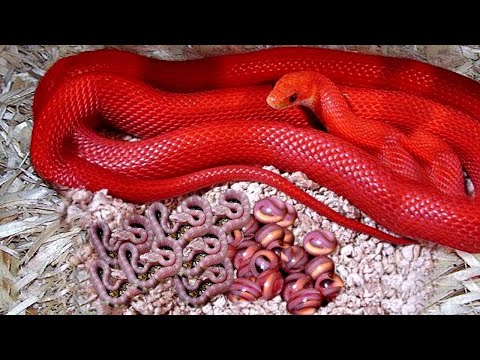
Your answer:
[30,47,480,253]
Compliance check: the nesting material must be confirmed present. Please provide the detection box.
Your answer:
[65,168,433,315]
[1,45,480,315]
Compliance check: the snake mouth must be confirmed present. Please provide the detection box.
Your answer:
[266,94,286,109]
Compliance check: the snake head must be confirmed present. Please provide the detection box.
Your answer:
[267,71,318,110]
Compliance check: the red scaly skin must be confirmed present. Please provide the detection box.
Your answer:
[30,47,480,252]
[267,71,467,197]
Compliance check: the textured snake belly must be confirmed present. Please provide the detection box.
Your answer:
[30,47,480,252]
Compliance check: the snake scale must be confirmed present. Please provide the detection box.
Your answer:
[30,47,480,252]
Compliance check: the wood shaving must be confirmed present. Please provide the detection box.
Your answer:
[1,45,479,315]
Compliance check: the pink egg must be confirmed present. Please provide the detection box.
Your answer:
[314,273,345,302]
[233,240,261,270]
[281,273,313,302]
[249,249,280,277]
[253,197,288,224]
[255,223,285,249]
[227,229,244,248]
[287,288,323,315]
[276,202,297,228]
[227,278,263,303]
[256,269,285,300]
[241,216,261,241]
[305,256,335,280]
[280,245,309,274]
[303,230,338,256]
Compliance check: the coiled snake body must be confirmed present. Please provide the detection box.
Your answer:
[31,47,480,252]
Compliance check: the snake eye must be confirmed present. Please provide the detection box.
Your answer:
[289,93,297,103]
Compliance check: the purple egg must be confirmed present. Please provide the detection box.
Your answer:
[256,269,285,300]
[233,241,261,270]
[282,273,313,302]
[249,249,280,277]
[276,202,297,228]
[253,197,288,224]
[255,223,285,248]
[241,216,261,241]
[280,245,309,274]
[227,278,262,303]
[314,273,344,302]
[303,230,338,256]
[287,288,323,315]
[305,256,335,281]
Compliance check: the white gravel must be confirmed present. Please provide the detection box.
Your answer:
[66,166,434,315]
